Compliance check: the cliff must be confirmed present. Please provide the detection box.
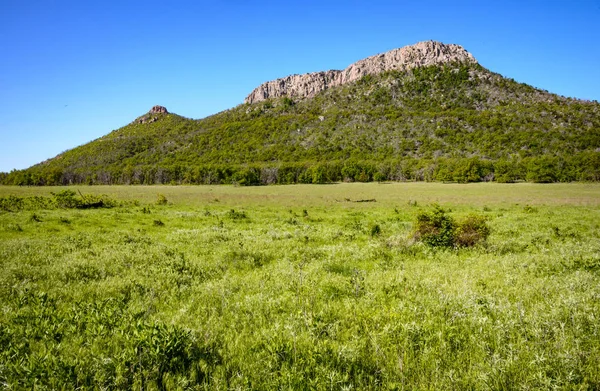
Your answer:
[244,41,477,104]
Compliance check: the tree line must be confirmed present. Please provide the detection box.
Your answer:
[2,153,598,186]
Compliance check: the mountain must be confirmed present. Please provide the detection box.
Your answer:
[245,41,476,103]
[2,41,599,186]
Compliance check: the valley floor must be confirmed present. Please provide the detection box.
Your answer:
[1,183,599,389]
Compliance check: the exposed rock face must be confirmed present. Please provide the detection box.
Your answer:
[149,105,168,114]
[137,116,159,124]
[136,106,169,124]
[245,41,477,104]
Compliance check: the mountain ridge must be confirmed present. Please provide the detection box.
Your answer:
[245,41,477,104]
[2,42,599,186]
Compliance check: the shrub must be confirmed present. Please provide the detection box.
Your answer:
[52,190,117,209]
[232,168,260,186]
[370,224,382,237]
[226,209,247,220]
[7,223,23,232]
[413,205,490,248]
[0,195,24,212]
[77,193,117,209]
[413,205,456,248]
[281,97,294,108]
[455,214,490,247]
[156,194,168,205]
[373,172,386,182]
[526,156,558,183]
[29,213,42,222]
[52,190,80,208]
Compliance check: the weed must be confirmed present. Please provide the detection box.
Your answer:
[225,249,273,269]
[6,223,23,232]
[572,254,600,271]
[226,209,247,220]
[285,217,299,225]
[370,223,382,237]
[62,233,92,251]
[153,219,165,227]
[156,194,168,205]
[551,225,580,240]
[29,213,42,222]
[350,269,366,298]
[121,234,152,245]
[63,263,104,282]
[0,183,599,389]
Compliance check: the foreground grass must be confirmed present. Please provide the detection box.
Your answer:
[1,183,599,389]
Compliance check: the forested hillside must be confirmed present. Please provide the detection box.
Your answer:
[3,63,599,185]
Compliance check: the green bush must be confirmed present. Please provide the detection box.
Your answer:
[52,190,117,209]
[0,195,24,212]
[373,172,386,182]
[455,214,490,247]
[413,205,456,248]
[226,209,247,220]
[29,213,42,222]
[526,156,558,183]
[370,224,382,237]
[156,194,168,205]
[414,206,490,248]
[52,190,80,208]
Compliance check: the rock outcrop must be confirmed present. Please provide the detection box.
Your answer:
[136,106,169,124]
[149,105,168,114]
[244,41,477,104]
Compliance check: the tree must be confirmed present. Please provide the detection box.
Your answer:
[526,156,557,183]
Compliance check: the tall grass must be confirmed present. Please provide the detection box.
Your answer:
[0,183,599,389]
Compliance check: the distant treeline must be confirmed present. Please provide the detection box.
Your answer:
[2,153,599,186]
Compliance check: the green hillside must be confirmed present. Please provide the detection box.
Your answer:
[3,62,600,185]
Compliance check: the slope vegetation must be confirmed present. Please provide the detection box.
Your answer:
[3,63,599,185]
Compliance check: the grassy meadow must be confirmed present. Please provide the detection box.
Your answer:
[1,183,599,390]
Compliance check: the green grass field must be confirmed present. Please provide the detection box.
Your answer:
[1,183,599,390]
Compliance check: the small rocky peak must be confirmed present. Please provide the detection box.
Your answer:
[149,105,168,114]
[136,106,169,124]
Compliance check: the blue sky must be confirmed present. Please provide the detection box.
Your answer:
[1,0,599,172]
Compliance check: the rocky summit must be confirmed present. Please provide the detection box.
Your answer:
[244,41,477,104]
[149,105,168,114]
[136,106,169,124]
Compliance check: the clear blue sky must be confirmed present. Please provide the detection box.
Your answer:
[1,0,599,172]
